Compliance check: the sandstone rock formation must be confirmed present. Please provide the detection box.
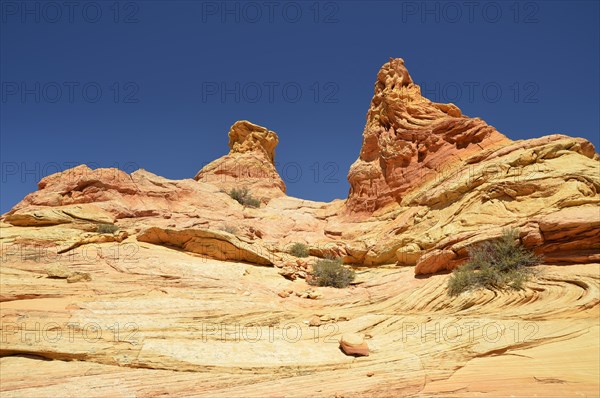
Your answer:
[194,120,286,200]
[387,132,599,274]
[339,58,600,274]
[3,59,598,275]
[137,227,274,265]
[3,165,239,223]
[1,57,599,397]
[346,58,510,214]
[339,333,370,356]
[1,229,597,396]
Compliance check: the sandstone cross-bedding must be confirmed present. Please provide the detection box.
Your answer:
[1,58,598,397]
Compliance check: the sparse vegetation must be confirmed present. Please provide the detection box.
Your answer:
[96,223,119,234]
[447,229,541,296]
[289,242,309,258]
[229,187,261,208]
[310,257,355,288]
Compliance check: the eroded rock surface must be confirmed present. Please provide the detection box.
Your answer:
[1,57,599,397]
[346,58,509,214]
[4,165,238,223]
[0,232,597,396]
[194,120,286,200]
[3,60,598,274]
[137,227,274,265]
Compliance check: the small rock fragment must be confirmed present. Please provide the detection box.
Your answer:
[67,272,91,283]
[279,268,297,280]
[366,372,374,377]
[277,290,289,298]
[46,264,72,279]
[296,259,307,267]
[340,333,369,356]
[308,316,322,327]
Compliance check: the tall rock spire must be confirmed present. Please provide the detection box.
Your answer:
[346,58,509,213]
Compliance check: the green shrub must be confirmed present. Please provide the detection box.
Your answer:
[244,197,261,208]
[310,257,355,288]
[96,223,119,234]
[289,243,309,258]
[229,187,261,208]
[448,228,541,296]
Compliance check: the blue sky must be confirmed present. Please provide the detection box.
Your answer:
[1,1,599,213]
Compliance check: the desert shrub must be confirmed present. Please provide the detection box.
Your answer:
[229,187,261,208]
[96,223,119,234]
[244,197,261,208]
[310,257,355,288]
[289,242,309,258]
[448,228,541,296]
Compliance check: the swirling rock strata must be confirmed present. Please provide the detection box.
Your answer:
[346,58,509,213]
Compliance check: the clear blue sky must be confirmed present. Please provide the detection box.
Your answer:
[1,1,599,214]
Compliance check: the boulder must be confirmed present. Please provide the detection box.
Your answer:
[339,333,369,356]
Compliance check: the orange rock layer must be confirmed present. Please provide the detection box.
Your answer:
[346,58,510,213]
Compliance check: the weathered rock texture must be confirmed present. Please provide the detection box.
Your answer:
[137,227,274,265]
[347,58,510,214]
[1,229,598,396]
[194,120,286,200]
[4,165,239,223]
[1,58,599,397]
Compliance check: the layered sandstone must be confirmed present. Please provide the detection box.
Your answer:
[346,58,509,214]
[3,59,598,274]
[1,57,599,397]
[3,165,239,223]
[194,120,286,200]
[0,227,598,396]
